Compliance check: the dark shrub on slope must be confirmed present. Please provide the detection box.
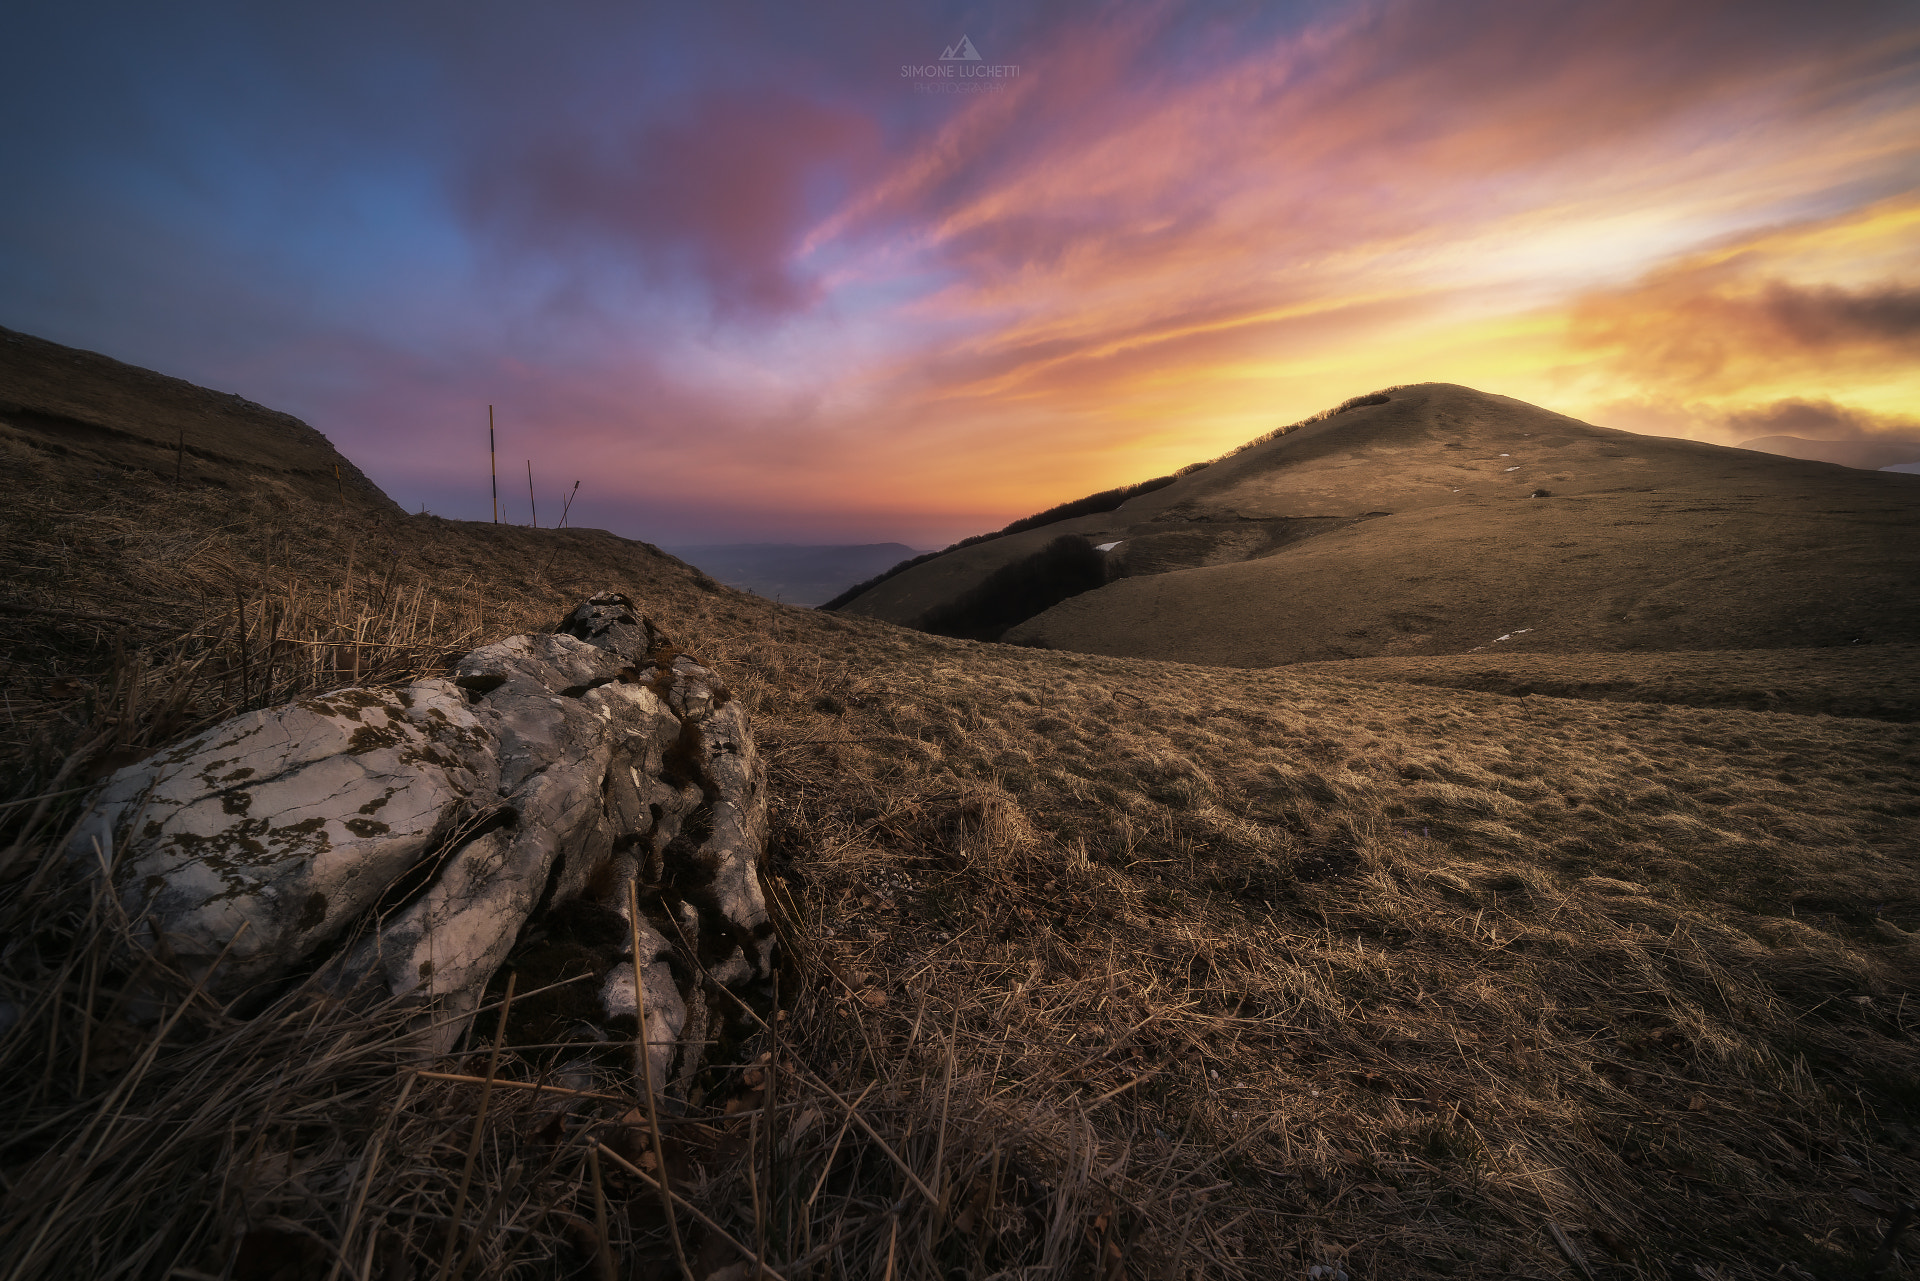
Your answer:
[819,547,951,610]
[996,473,1181,536]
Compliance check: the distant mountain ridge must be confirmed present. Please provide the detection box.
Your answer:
[1738,434,1920,472]
[830,383,1920,665]
[663,542,932,606]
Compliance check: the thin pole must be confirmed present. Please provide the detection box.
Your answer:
[488,406,499,524]
[559,480,579,529]
[527,459,537,528]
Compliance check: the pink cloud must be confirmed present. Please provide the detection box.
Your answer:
[464,90,882,317]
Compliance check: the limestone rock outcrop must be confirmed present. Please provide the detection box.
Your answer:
[69,593,772,1089]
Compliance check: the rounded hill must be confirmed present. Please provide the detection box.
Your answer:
[832,383,1920,665]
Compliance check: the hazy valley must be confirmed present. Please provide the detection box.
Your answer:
[664,544,934,609]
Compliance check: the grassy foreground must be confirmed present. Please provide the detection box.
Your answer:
[2,443,1917,1280]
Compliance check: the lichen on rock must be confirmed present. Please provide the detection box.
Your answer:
[70,591,773,1092]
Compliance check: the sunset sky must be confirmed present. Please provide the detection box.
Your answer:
[3,1,1916,546]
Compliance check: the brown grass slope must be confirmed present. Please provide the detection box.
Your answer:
[0,324,398,512]
[835,384,1920,667]
[1283,645,1920,723]
[1,333,1917,1281]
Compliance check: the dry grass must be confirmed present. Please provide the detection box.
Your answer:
[1284,647,1920,723]
[3,442,1918,1279]
[1205,388,1403,464]
[733,637,1920,1278]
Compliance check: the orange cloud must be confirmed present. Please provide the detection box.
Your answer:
[1721,397,1920,441]
[1544,195,1920,447]
[1591,394,1920,450]
[1567,256,1920,395]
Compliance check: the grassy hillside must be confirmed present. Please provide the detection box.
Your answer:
[1,336,1916,1280]
[1283,646,1920,723]
[0,324,397,512]
[833,385,1920,667]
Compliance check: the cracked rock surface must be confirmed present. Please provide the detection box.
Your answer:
[70,592,774,1088]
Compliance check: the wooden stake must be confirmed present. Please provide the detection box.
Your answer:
[489,407,499,524]
[527,460,537,528]
[559,480,580,529]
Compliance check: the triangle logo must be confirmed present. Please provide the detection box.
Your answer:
[940,35,982,61]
